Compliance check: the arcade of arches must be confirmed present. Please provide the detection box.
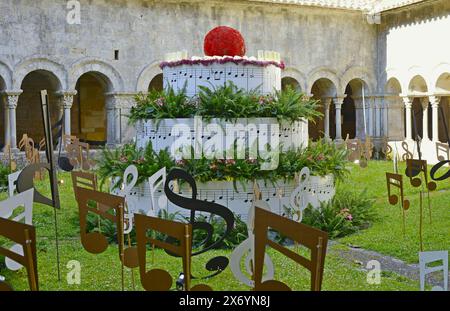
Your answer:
[1,70,450,163]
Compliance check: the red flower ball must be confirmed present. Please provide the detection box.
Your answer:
[204,26,246,57]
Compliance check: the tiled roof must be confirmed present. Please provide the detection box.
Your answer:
[248,0,428,12]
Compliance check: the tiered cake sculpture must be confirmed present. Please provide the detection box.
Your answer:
[134,26,334,219]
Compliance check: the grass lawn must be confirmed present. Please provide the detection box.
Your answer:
[1,161,448,291]
[338,161,450,264]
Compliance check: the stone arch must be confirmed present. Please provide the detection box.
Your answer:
[0,60,12,90]
[408,74,428,95]
[307,67,340,96]
[431,63,450,94]
[13,57,66,91]
[281,67,306,92]
[385,77,404,140]
[385,77,402,95]
[340,66,375,95]
[69,58,124,92]
[136,62,163,93]
[404,66,429,95]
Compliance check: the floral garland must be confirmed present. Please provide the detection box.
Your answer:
[160,57,285,70]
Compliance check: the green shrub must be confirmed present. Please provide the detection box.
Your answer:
[129,85,197,124]
[302,188,377,239]
[0,163,10,188]
[129,82,322,123]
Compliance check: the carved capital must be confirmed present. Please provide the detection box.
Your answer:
[429,96,441,108]
[321,97,332,109]
[6,94,20,109]
[402,97,412,109]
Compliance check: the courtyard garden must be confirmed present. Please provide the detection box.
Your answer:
[1,159,447,291]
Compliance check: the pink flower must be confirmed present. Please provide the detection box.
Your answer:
[346,214,353,221]
[226,159,236,165]
[119,156,128,163]
[316,154,325,161]
[155,97,165,107]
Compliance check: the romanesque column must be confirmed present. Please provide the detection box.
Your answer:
[375,96,382,137]
[402,97,413,140]
[106,94,117,148]
[322,97,331,140]
[421,97,430,141]
[60,92,76,137]
[334,96,345,141]
[2,95,10,148]
[430,96,440,142]
[368,96,374,137]
[6,91,22,150]
[382,96,389,137]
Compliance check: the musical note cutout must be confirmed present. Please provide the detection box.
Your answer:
[386,173,410,235]
[253,207,328,291]
[230,199,275,287]
[72,183,138,275]
[164,168,234,278]
[0,189,34,271]
[419,250,448,291]
[113,165,139,234]
[381,137,392,158]
[0,217,38,291]
[148,167,168,217]
[401,141,413,161]
[405,159,437,191]
[8,170,21,197]
[346,138,361,163]
[290,167,312,222]
[135,213,212,291]
[64,137,94,172]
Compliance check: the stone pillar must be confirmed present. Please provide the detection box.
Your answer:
[5,91,22,150]
[430,96,440,142]
[106,94,117,148]
[382,96,389,137]
[322,97,331,140]
[59,92,76,137]
[375,97,382,137]
[2,94,10,148]
[403,97,413,141]
[334,96,345,142]
[421,97,430,141]
[368,96,374,137]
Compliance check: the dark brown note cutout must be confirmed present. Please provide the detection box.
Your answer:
[253,207,328,291]
[386,173,410,235]
[405,159,437,191]
[72,180,139,272]
[135,214,212,291]
[0,217,38,291]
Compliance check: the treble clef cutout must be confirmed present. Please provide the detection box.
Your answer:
[290,167,312,222]
[230,199,274,287]
[164,168,235,278]
[114,165,139,235]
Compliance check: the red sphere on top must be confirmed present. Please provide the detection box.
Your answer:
[204,26,246,57]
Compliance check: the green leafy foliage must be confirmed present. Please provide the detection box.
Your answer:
[277,139,349,182]
[302,188,377,239]
[129,85,197,124]
[96,142,175,189]
[96,140,348,189]
[129,82,322,123]
[0,163,9,188]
